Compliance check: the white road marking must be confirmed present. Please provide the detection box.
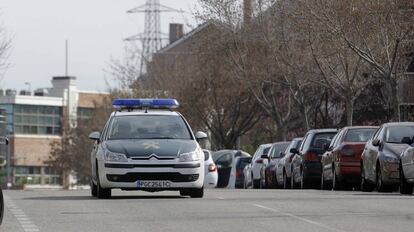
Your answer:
[253,204,349,232]
[216,197,225,200]
[4,194,41,232]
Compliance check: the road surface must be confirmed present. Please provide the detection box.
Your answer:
[1,189,414,232]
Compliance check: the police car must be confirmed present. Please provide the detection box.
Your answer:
[89,99,207,199]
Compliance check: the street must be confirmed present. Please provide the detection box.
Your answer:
[1,189,414,232]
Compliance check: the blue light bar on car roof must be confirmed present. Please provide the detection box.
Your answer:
[112,99,180,110]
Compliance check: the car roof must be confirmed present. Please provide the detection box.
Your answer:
[306,128,338,134]
[111,110,180,117]
[382,122,414,127]
[341,126,379,131]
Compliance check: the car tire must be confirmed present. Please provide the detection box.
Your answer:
[332,166,341,191]
[361,162,374,192]
[96,166,111,199]
[188,188,204,198]
[253,179,260,189]
[91,180,97,197]
[283,171,290,189]
[300,167,308,189]
[376,164,392,193]
[291,169,297,189]
[400,163,413,195]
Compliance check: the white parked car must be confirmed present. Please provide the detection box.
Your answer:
[203,150,218,188]
[244,144,272,188]
[213,150,251,189]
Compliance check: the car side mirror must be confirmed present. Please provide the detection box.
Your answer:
[401,137,412,145]
[89,131,101,141]
[290,148,298,154]
[372,139,381,147]
[195,131,208,141]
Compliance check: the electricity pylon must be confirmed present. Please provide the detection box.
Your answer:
[126,0,182,76]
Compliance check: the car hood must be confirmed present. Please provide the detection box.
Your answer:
[104,139,198,158]
[383,143,410,157]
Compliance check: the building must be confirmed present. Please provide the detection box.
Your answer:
[0,76,109,186]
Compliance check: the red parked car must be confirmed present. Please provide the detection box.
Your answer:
[321,126,378,190]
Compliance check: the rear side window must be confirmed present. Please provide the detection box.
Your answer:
[203,151,210,161]
[344,128,377,142]
[311,133,337,149]
[237,158,252,170]
[263,147,270,156]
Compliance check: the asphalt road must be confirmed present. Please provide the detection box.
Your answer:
[1,189,414,232]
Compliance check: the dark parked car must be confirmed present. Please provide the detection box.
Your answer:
[262,142,290,188]
[213,150,251,188]
[275,138,303,189]
[321,126,378,190]
[291,129,338,189]
[361,122,414,192]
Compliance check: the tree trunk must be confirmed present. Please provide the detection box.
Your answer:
[345,98,354,126]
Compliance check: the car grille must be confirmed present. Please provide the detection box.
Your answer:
[107,173,199,183]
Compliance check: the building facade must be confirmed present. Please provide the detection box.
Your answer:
[0,76,108,186]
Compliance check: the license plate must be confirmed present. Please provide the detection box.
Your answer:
[137,180,172,188]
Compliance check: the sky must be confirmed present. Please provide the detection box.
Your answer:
[0,0,200,92]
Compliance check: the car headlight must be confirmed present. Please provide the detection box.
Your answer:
[105,151,128,162]
[383,154,398,163]
[179,150,201,162]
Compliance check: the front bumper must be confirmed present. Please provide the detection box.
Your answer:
[98,160,204,190]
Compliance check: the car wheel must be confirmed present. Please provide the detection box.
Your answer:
[332,166,341,191]
[96,165,111,199]
[300,167,308,189]
[291,168,296,189]
[400,163,413,195]
[188,187,204,198]
[361,163,374,192]
[376,164,392,193]
[91,180,97,197]
[283,171,290,189]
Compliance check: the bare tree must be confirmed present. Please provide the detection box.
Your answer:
[299,0,414,121]
[0,22,11,79]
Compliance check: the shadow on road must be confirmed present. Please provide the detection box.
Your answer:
[23,195,186,201]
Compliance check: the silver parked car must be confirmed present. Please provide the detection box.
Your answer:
[399,136,414,194]
[361,122,414,192]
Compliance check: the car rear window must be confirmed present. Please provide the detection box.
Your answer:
[311,133,336,149]
[270,143,290,158]
[263,147,270,155]
[344,128,377,142]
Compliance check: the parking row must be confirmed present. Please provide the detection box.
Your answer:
[208,122,414,195]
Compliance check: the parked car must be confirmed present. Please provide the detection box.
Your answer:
[321,126,378,190]
[291,129,338,189]
[0,136,8,225]
[361,122,414,192]
[399,138,414,194]
[243,144,272,189]
[203,150,218,188]
[213,150,251,188]
[275,138,303,189]
[261,142,290,188]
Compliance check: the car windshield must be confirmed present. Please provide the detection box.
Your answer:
[107,115,192,140]
[344,128,377,142]
[385,126,414,144]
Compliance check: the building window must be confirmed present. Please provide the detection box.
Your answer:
[0,104,62,135]
[77,107,93,121]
